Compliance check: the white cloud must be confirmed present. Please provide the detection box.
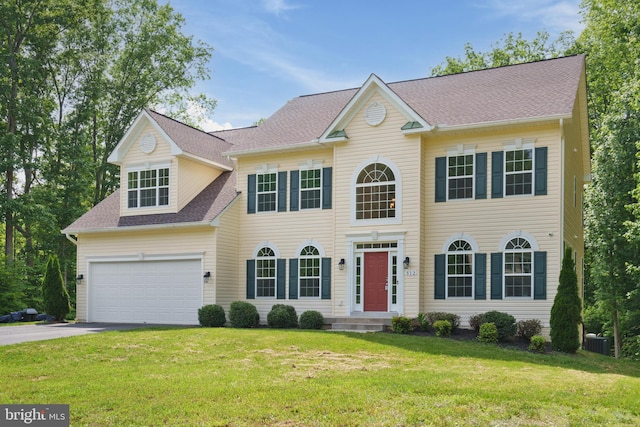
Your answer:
[482,0,584,34]
[262,0,301,16]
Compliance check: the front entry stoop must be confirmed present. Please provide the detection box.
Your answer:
[327,316,392,332]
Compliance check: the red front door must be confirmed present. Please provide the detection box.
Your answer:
[364,252,388,311]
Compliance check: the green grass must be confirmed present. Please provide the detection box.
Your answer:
[1,328,639,426]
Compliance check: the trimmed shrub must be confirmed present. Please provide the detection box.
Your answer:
[267,304,298,328]
[433,319,452,337]
[299,310,324,329]
[198,304,226,327]
[391,316,414,334]
[229,301,260,328]
[426,312,460,331]
[478,322,498,343]
[416,313,430,332]
[529,335,547,353]
[550,247,582,353]
[482,311,516,342]
[517,319,543,341]
[469,313,484,333]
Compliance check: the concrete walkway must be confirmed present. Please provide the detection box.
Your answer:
[0,323,157,346]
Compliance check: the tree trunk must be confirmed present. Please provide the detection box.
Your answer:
[612,307,621,358]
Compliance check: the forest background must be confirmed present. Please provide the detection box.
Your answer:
[1,0,638,359]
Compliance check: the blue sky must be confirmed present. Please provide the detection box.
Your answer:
[169,0,584,130]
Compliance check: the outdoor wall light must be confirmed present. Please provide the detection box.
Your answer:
[76,274,84,282]
[338,259,345,271]
[403,257,410,269]
[203,271,211,283]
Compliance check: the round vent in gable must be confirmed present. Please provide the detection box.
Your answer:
[365,101,386,126]
[140,133,157,154]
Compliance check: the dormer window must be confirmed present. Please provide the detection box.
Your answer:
[127,166,170,208]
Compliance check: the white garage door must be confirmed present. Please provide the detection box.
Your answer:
[89,259,202,325]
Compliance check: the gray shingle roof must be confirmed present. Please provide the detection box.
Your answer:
[215,55,585,153]
[63,171,238,233]
[146,109,234,168]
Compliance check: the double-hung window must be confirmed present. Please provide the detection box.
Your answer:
[299,245,320,297]
[448,154,474,200]
[504,237,532,297]
[256,247,276,297]
[505,148,533,196]
[257,172,277,212]
[447,240,473,297]
[300,169,321,209]
[127,166,169,208]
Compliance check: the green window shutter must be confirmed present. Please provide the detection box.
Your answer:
[290,170,299,212]
[434,254,445,299]
[246,259,255,299]
[277,258,286,299]
[247,174,256,214]
[435,157,446,202]
[475,153,487,199]
[535,147,548,196]
[474,253,487,300]
[277,171,287,212]
[491,151,503,198]
[321,257,331,299]
[490,252,503,299]
[534,251,547,299]
[322,167,332,209]
[289,259,298,299]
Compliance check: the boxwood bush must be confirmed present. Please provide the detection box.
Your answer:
[299,310,324,329]
[480,311,517,342]
[229,301,260,328]
[426,312,460,331]
[478,322,498,343]
[198,304,226,327]
[433,319,452,337]
[529,335,547,353]
[391,316,414,334]
[267,304,298,328]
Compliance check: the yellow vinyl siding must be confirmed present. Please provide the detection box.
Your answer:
[177,157,223,211]
[214,200,241,309]
[422,125,564,332]
[236,148,335,320]
[74,226,216,322]
[333,92,422,316]
[119,123,177,216]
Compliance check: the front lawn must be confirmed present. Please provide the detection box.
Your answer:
[1,327,638,426]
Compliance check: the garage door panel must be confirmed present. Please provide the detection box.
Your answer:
[89,259,202,325]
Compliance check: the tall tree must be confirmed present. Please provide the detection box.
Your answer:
[41,254,70,321]
[580,0,640,358]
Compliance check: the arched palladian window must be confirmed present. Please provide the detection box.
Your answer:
[447,240,473,297]
[256,247,276,297]
[355,163,396,220]
[504,237,532,297]
[299,245,320,297]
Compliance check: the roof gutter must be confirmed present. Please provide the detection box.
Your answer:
[65,233,78,246]
[433,113,572,133]
[62,220,215,236]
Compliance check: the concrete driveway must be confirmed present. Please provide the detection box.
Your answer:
[0,323,159,346]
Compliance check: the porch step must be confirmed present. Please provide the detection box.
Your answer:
[326,317,392,332]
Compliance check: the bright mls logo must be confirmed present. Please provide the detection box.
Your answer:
[1,405,69,426]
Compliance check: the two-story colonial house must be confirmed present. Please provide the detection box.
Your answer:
[63,55,589,334]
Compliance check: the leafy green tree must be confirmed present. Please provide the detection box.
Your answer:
[580,0,640,358]
[550,248,583,353]
[42,254,70,321]
[430,31,575,76]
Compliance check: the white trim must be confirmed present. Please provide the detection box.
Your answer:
[499,231,539,251]
[295,240,326,257]
[441,233,479,253]
[252,242,281,258]
[350,155,402,226]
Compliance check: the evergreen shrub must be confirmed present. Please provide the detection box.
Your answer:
[550,247,582,353]
[433,319,452,337]
[299,310,324,329]
[198,304,226,327]
[529,335,547,353]
[481,311,516,342]
[477,322,498,343]
[229,301,260,328]
[391,316,414,334]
